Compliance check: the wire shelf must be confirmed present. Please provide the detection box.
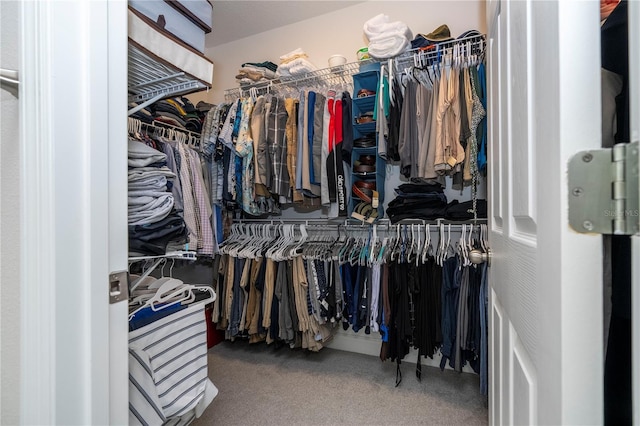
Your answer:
[223,34,486,100]
[128,43,210,104]
[224,59,375,100]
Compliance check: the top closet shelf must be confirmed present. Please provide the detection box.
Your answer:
[127,7,214,105]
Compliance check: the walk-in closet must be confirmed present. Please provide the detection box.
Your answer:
[125,1,491,424]
[3,1,634,425]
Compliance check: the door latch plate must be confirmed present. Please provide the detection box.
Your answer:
[109,270,129,304]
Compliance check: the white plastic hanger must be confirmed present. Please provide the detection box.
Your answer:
[128,278,216,321]
[421,224,431,264]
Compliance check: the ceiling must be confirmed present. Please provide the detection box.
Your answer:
[207,1,365,48]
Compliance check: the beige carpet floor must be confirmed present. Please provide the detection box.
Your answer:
[192,341,488,425]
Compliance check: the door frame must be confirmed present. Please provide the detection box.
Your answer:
[20,0,128,424]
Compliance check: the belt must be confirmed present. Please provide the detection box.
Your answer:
[352,180,377,204]
[353,164,376,173]
[352,201,379,222]
[353,155,376,173]
[353,135,376,148]
[359,155,375,165]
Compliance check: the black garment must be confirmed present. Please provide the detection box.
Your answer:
[341,92,354,165]
[386,197,449,223]
[387,78,403,162]
[445,199,488,220]
[254,257,267,335]
[386,262,412,362]
[459,69,471,144]
[128,212,188,255]
[397,182,444,194]
[412,258,442,363]
[602,3,632,425]
[269,262,281,342]
[601,0,629,144]
[605,314,632,425]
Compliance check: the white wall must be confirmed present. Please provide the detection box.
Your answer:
[189,0,487,105]
[0,1,21,424]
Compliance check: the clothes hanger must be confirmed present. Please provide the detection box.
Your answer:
[238,224,258,259]
[406,224,416,264]
[415,224,422,266]
[266,224,286,260]
[468,224,476,267]
[275,224,295,261]
[377,235,388,264]
[421,224,431,264]
[446,224,454,260]
[348,237,361,266]
[129,278,216,321]
[389,224,401,262]
[258,224,276,258]
[289,224,308,258]
[458,224,468,268]
[436,223,445,266]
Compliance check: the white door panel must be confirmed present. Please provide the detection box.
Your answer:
[490,291,504,426]
[488,1,603,424]
[511,326,537,426]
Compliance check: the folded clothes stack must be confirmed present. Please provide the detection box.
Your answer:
[129,97,203,133]
[363,14,413,59]
[235,61,279,87]
[128,140,188,255]
[276,48,318,79]
[386,182,448,223]
[387,181,487,223]
[152,97,203,133]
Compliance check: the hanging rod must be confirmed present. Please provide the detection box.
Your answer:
[128,250,198,262]
[128,117,202,147]
[233,217,487,230]
[392,33,486,72]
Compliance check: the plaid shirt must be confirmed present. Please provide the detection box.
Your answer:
[188,149,214,255]
[266,97,290,199]
[176,142,199,250]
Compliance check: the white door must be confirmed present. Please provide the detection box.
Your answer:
[487,1,603,424]
[18,0,129,424]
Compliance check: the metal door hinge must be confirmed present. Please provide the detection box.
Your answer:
[568,141,639,235]
[109,271,129,304]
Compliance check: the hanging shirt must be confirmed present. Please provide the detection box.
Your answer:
[266,97,290,199]
[187,148,215,255]
[235,98,259,215]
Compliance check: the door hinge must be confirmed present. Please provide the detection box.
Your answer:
[109,271,129,304]
[568,141,639,235]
